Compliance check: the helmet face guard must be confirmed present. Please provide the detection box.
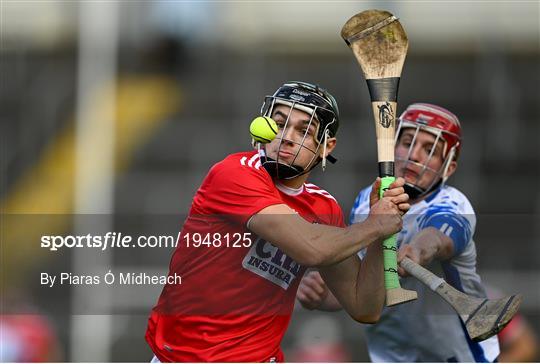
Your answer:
[258,81,339,180]
[395,103,462,199]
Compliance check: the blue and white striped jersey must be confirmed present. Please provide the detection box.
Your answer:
[350,185,499,362]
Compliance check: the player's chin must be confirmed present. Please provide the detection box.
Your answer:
[414,178,434,191]
[418,173,440,189]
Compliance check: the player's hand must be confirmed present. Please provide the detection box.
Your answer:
[368,177,410,215]
[368,179,409,239]
[367,197,403,238]
[397,244,421,276]
[382,177,410,215]
[296,271,328,310]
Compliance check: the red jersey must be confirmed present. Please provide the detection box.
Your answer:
[146,151,344,362]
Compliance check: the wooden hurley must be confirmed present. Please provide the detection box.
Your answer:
[341,9,417,306]
[401,257,522,341]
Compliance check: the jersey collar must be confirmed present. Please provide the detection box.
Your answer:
[275,182,304,196]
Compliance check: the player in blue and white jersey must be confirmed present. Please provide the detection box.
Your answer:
[297,103,500,362]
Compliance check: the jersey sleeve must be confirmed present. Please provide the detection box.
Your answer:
[418,204,474,256]
[333,203,346,228]
[199,157,283,226]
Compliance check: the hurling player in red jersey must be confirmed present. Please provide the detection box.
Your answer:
[146,81,410,362]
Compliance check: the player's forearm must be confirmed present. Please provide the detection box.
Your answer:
[250,211,381,267]
[308,220,382,266]
[412,227,454,264]
[320,248,384,323]
[351,241,385,322]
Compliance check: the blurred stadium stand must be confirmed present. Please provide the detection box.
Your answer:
[1,1,538,362]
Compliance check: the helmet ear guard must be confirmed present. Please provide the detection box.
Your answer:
[440,145,457,183]
[321,129,331,171]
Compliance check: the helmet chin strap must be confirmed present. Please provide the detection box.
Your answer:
[258,148,306,180]
[261,157,306,179]
[403,183,424,200]
[259,122,331,179]
[259,141,328,180]
[404,179,442,201]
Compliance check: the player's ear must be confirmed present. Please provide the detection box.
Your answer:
[320,137,337,158]
[444,160,458,179]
